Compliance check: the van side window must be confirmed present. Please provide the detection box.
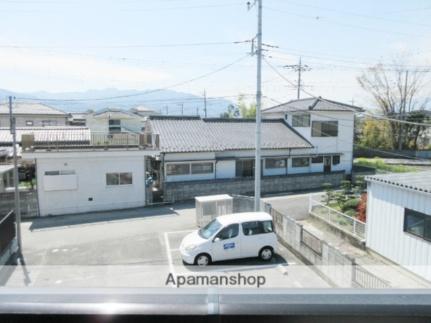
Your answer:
[216,224,239,240]
[242,221,263,236]
[262,220,273,233]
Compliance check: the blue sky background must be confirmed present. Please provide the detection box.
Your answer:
[0,0,430,108]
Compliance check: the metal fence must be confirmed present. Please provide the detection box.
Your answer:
[308,194,366,240]
[301,228,323,255]
[0,210,15,256]
[0,190,39,218]
[352,264,391,289]
[22,132,160,151]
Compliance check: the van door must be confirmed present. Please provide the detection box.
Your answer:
[240,221,264,258]
[211,223,241,262]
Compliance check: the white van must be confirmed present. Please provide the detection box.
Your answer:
[180,212,277,266]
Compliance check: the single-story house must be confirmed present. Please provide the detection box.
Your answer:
[144,114,352,202]
[0,102,68,127]
[85,108,145,134]
[366,172,431,281]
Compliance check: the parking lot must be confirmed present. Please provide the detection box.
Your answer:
[1,200,330,288]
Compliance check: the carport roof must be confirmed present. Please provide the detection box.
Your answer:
[366,171,431,194]
[147,116,313,153]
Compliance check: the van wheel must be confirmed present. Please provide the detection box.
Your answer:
[194,253,211,266]
[259,247,273,261]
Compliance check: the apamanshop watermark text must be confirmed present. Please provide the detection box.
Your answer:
[165,272,266,288]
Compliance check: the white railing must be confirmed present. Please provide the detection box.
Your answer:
[308,194,366,240]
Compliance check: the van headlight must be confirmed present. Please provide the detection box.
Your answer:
[185,244,197,252]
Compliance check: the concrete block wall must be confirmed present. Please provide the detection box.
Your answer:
[272,207,355,288]
[164,171,345,202]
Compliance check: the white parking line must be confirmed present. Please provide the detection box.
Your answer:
[210,263,286,272]
[163,232,176,280]
[165,229,194,235]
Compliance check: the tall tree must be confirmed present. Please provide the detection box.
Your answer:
[357,63,429,150]
[238,94,256,118]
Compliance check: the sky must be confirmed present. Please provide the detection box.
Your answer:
[0,0,430,109]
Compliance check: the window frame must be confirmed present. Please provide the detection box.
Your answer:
[106,172,133,186]
[311,156,323,164]
[292,157,310,168]
[332,155,341,165]
[404,208,431,242]
[191,162,214,175]
[44,170,76,176]
[108,119,122,133]
[311,120,339,137]
[166,163,191,176]
[292,113,310,127]
[265,158,287,169]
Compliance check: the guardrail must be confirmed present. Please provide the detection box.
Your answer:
[308,194,366,240]
[22,132,160,151]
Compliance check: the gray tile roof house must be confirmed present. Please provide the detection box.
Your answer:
[366,172,431,194]
[0,127,90,145]
[147,116,313,153]
[262,97,364,114]
[0,102,67,116]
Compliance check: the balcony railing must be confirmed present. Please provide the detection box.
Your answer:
[22,131,159,151]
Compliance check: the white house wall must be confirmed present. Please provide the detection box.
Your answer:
[34,153,147,216]
[366,181,431,281]
[0,115,67,127]
[263,110,354,174]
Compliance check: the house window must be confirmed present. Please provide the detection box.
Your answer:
[292,113,310,127]
[404,209,431,241]
[45,170,75,176]
[311,121,338,137]
[311,156,323,164]
[166,163,190,176]
[26,120,34,126]
[42,120,57,126]
[191,162,213,175]
[236,159,255,177]
[292,157,310,167]
[265,158,286,169]
[106,172,133,186]
[109,119,121,133]
[332,155,341,165]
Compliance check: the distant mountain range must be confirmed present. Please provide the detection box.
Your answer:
[0,88,235,117]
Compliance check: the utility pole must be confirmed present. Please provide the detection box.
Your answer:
[165,105,169,115]
[9,96,22,255]
[248,0,263,211]
[203,89,208,118]
[284,57,311,99]
[178,103,184,116]
[196,107,199,116]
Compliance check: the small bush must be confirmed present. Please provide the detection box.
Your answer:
[344,209,357,218]
[341,198,360,212]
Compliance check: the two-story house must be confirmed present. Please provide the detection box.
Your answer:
[262,97,363,175]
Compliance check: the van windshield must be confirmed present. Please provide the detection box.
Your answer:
[198,219,222,239]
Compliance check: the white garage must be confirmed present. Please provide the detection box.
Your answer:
[366,172,431,281]
[24,150,155,216]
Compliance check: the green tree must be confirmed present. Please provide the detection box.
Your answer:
[358,118,393,149]
[238,94,256,118]
[220,104,240,118]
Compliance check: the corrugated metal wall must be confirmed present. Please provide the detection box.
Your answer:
[366,182,431,281]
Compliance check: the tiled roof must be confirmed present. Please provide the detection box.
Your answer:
[0,102,67,116]
[0,127,90,144]
[147,116,313,153]
[366,172,431,194]
[263,97,364,114]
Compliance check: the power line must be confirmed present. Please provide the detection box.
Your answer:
[0,40,248,49]
[16,55,250,102]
